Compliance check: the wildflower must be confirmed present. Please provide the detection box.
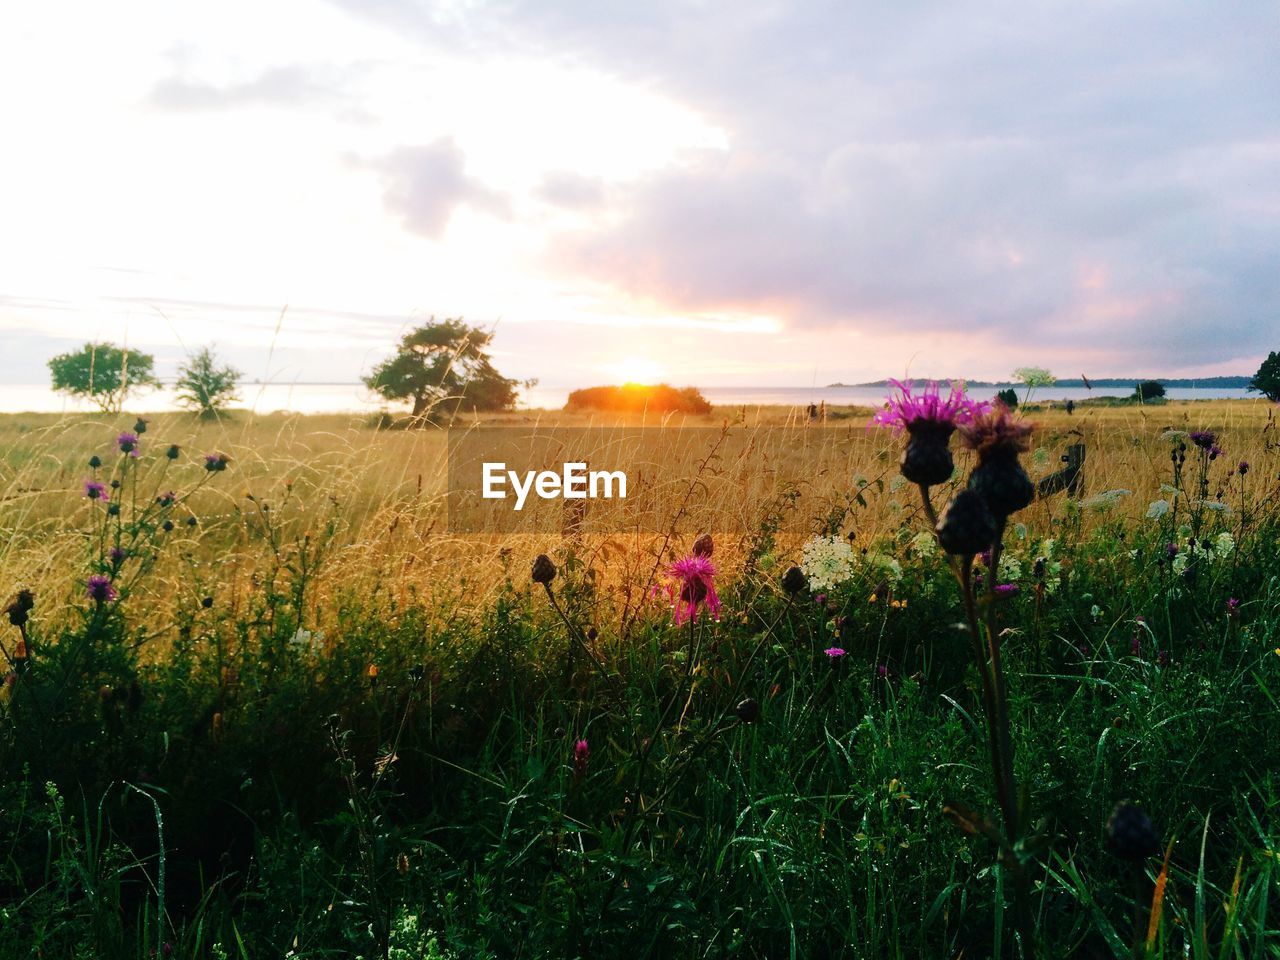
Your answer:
[573,738,590,779]
[958,406,1035,520]
[1238,460,1250,476]
[88,455,102,469]
[935,489,998,556]
[1214,532,1235,559]
[162,520,174,532]
[85,575,118,604]
[994,583,1020,598]
[813,593,827,607]
[1188,430,1217,450]
[874,380,985,487]
[166,444,180,460]
[204,453,230,472]
[6,590,34,628]
[824,646,846,660]
[201,596,214,609]
[1227,597,1240,618]
[133,417,149,435]
[664,554,721,625]
[1146,499,1170,519]
[781,565,806,594]
[116,432,140,457]
[156,491,176,506]
[83,479,108,501]
[876,663,888,679]
[531,554,557,585]
[1105,800,1160,862]
[692,533,714,557]
[735,697,760,723]
[109,546,127,565]
[800,535,855,591]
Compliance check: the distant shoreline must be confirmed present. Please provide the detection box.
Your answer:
[829,376,1252,389]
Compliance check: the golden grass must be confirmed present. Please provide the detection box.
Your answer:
[0,398,1274,641]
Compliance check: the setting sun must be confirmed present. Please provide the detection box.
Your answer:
[607,356,664,385]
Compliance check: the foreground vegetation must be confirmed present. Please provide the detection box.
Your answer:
[1,400,1278,958]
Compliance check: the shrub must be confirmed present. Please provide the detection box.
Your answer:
[564,383,712,414]
[1134,379,1166,401]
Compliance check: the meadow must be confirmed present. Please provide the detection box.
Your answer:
[1,396,1278,958]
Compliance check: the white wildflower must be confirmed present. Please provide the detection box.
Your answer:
[1146,499,1170,519]
[801,535,856,591]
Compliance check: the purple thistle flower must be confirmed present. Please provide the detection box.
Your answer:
[83,479,108,501]
[204,453,230,472]
[85,575,118,603]
[109,546,127,565]
[994,583,1020,597]
[824,646,846,659]
[873,379,986,433]
[573,738,589,780]
[116,432,140,457]
[1188,430,1217,450]
[875,663,888,679]
[1238,460,1250,475]
[156,491,176,506]
[1165,542,1179,560]
[1227,597,1241,616]
[660,554,721,626]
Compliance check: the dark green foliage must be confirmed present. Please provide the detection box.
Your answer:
[174,346,241,419]
[1248,351,1280,402]
[1134,379,1167,401]
[47,342,159,412]
[364,317,522,420]
[996,387,1019,409]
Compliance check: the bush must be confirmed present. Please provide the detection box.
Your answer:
[996,388,1019,409]
[564,383,712,415]
[1134,379,1166,401]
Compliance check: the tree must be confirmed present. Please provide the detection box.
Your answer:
[175,346,242,419]
[1133,380,1166,402]
[1248,351,1280,402]
[364,318,521,420]
[48,342,159,413]
[995,388,1019,409]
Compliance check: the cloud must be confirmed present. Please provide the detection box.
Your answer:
[371,139,510,238]
[150,64,341,110]
[327,0,1280,372]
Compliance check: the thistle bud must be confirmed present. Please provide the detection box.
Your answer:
[781,565,806,594]
[531,553,557,585]
[936,489,998,556]
[735,697,759,723]
[692,533,714,557]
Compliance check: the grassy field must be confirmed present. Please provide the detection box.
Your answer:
[1,397,1278,958]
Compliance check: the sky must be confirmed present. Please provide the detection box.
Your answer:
[1,1,1277,394]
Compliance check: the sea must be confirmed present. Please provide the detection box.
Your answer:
[0,381,1254,415]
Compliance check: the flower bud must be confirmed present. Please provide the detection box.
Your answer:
[781,565,806,594]
[531,553,557,585]
[936,489,998,556]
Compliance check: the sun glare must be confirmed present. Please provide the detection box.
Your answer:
[608,356,664,385]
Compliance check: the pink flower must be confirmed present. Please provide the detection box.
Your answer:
[116,432,140,457]
[83,479,108,501]
[824,646,846,659]
[573,738,589,779]
[658,554,722,626]
[994,583,1020,597]
[873,379,987,433]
